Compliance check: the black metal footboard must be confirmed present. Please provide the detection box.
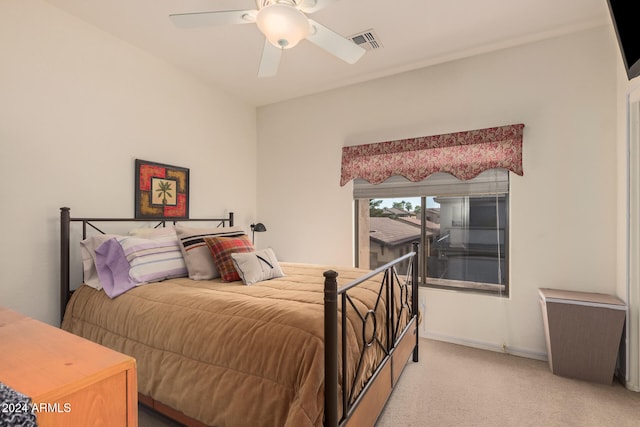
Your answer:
[324,242,419,427]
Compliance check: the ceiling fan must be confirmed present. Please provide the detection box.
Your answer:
[169,0,366,77]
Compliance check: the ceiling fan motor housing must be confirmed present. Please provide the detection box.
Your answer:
[256,3,311,49]
[257,0,313,8]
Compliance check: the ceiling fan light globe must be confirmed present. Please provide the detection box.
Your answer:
[256,4,310,49]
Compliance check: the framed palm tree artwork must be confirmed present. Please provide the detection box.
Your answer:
[135,159,189,219]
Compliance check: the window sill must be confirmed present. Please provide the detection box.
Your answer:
[424,277,506,294]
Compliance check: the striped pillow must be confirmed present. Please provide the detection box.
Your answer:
[204,235,254,282]
[95,234,187,298]
[176,225,246,280]
[119,235,188,283]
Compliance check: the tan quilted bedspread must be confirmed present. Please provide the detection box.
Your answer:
[61,262,391,427]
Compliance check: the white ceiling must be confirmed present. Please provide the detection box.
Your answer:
[44,0,610,106]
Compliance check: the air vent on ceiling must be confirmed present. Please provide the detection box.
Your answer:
[349,29,383,51]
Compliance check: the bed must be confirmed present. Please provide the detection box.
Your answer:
[59,207,419,427]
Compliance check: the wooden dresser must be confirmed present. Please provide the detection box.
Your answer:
[0,307,137,426]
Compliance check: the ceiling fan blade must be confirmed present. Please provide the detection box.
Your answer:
[298,0,340,14]
[258,40,282,78]
[306,19,365,64]
[169,10,257,28]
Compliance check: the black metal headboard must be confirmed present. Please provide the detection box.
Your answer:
[59,207,235,323]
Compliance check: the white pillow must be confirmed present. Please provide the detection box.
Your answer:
[128,225,177,238]
[80,234,118,290]
[231,248,284,285]
[96,235,187,285]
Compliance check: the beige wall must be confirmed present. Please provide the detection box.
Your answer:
[0,0,257,325]
[257,26,620,361]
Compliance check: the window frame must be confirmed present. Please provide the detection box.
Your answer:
[355,179,510,297]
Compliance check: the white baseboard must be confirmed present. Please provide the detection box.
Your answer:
[625,381,640,392]
[419,332,640,392]
[423,331,548,361]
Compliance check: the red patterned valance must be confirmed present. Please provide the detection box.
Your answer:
[340,124,524,186]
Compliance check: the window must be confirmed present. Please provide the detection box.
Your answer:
[343,124,522,297]
[355,170,509,296]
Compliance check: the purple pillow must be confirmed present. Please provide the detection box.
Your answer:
[95,238,138,298]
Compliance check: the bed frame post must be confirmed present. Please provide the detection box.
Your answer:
[323,269,339,427]
[60,207,71,324]
[412,241,419,362]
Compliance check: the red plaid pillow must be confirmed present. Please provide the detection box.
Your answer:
[204,235,254,282]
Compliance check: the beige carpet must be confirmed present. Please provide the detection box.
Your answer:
[139,338,640,426]
[376,338,640,427]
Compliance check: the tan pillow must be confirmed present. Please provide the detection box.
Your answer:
[231,248,284,285]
